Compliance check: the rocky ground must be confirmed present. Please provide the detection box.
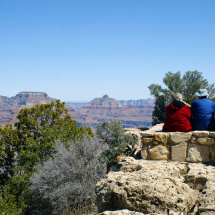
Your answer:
[96,156,215,215]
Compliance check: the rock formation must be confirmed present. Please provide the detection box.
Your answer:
[96,156,215,214]
[85,94,122,107]
[119,98,154,106]
[0,92,56,125]
[0,93,154,128]
[77,95,153,128]
[10,92,54,107]
[96,125,215,215]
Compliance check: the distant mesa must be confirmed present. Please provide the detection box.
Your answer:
[119,98,154,106]
[0,92,154,128]
[11,91,50,99]
[0,92,56,125]
[10,92,55,107]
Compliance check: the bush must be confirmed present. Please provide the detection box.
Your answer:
[29,136,106,215]
[0,100,93,213]
[96,119,138,164]
[0,186,21,215]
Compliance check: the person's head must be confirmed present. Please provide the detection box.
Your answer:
[174,93,183,101]
[195,89,209,99]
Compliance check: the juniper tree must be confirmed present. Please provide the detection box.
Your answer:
[0,100,93,214]
[96,119,138,165]
[148,71,215,124]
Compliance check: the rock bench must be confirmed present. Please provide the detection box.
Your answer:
[140,124,215,163]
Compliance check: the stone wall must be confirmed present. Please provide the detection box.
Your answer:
[140,124,215,163]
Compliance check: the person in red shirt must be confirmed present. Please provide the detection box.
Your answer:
[162,93,192,132]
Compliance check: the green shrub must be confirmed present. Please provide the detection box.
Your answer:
[0,100,94,213]
[96,119,138,164]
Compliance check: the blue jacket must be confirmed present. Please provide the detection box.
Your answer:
[191,98,215,130]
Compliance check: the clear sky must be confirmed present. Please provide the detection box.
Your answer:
[0,0,214,101]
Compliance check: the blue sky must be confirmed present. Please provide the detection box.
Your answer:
[0,0,214,101]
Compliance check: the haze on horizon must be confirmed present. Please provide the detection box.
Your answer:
[0,0,215,101]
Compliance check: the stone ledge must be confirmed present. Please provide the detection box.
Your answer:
[141,124,215,163]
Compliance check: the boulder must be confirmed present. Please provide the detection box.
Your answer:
[149,145,170,160]
[96,157,205,214]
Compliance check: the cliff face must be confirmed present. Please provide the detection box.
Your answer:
[10,92,55,107]
[0,93,154,128]
[85,94,122,107]
[0,92,56,125]
[0,95,10,107]
[119,98,154,106]
[96,156,215,215]
[77,95,153,128]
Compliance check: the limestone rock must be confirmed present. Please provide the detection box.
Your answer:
[153,140,159,145]
[197,137,215,145]
[141,147,148,159]
[196,137,209,145]
[170,132,192,144]
[171,142,187,162]
[99,209,146,214]
[190,136,197,144]
[210,145,215,162]
[96,157,201,214]
[154,133,169,144]
[209,132,215,137]
[142,137,154,144]
[148,123,164,132]
[192,131,210,137]
[186,144,210,162]
[210,145,215,153]
[186,163,215,210]
[141,133,155,137]
[149,145,170,160]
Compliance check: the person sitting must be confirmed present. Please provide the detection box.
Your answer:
[191,89,215,130]
[162,93,192,132]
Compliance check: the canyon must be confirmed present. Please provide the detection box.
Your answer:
[0,92,154,128]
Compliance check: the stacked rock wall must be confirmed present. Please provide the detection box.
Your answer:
[141,124,215,163]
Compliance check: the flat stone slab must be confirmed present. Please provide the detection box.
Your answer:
[186,144,210,162]
[193,131,210,137]
[170,132,192,144]
[171,142,187,162]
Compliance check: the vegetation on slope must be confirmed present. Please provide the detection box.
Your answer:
[0,100,137,214]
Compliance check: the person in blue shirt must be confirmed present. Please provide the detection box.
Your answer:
[191,89,215,130]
